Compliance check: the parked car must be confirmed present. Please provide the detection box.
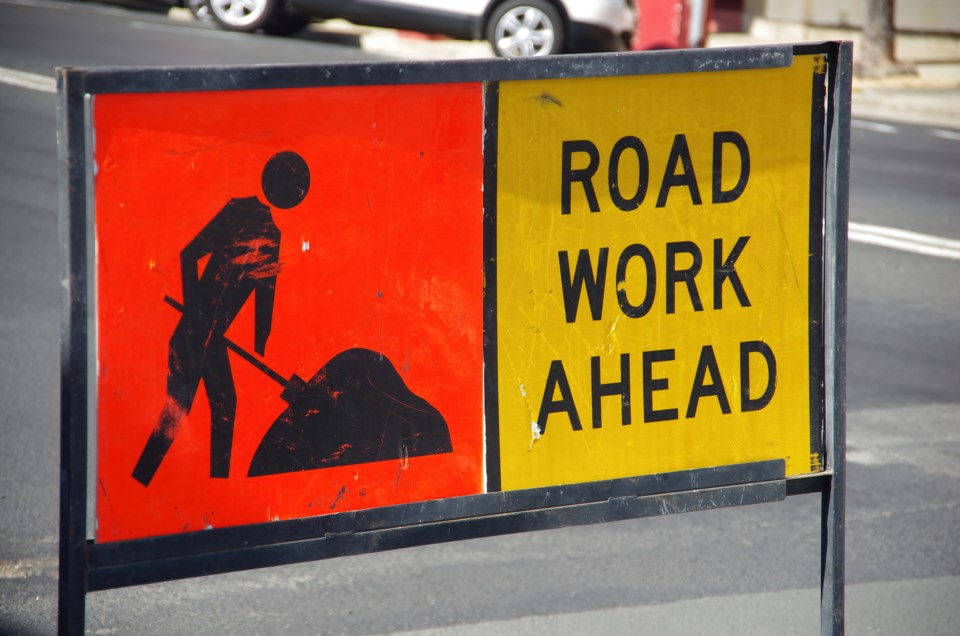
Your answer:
[202,0,637,57]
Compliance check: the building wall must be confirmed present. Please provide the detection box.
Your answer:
[897,1,960,34]
[748,0,959,35]
[739,0,960,63]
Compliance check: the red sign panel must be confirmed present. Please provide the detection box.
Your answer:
[94,84,485,542]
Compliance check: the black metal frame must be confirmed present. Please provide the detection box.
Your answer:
[821,41,853,636]
[58,43,850,636]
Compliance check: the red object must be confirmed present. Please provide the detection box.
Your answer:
[633,0,714,50]
[93,83,486,542]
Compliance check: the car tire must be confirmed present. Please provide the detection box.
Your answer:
[485,0,565,57]
[186,0,211,21]
[208,0,308,35]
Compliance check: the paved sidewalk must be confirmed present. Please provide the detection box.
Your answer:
[851,79,960,129]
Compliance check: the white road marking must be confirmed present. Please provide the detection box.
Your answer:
[852,119,898,134]
[845,448,885,466]
[849,222,960,260]
[0,66,55,93]
[0,556,57,579]
[931,128,960,141]
[2,0,70,9]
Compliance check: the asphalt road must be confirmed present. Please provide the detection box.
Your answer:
[1,1,958,634]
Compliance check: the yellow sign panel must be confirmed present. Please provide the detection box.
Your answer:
[495,55,824,491]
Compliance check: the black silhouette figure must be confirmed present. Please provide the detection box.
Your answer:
[248,348,453,477]
[132,151,310,486]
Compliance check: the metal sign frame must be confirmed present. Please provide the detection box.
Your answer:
[58,42,850,635]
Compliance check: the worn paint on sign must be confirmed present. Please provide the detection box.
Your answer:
[494,56,824,491]
[94,84,485,542]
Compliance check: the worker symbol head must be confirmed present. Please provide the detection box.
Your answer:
[262,151,310,209]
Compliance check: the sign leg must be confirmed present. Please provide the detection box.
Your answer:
[820,40,852,636]
[820,473,845,635]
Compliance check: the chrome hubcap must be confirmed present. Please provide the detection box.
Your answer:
[495,7,556,57]
[209,0,268,27]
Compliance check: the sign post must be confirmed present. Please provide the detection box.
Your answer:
[58,42,851,635]
[821,41,853,636]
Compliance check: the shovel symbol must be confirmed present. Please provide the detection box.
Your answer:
[162,295,453,479]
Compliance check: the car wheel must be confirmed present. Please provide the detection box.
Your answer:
[485,0,564,57]
[208,0,308,35]
[186,0,211,21]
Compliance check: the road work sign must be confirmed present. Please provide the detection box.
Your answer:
[491,54,825,491]
[86,53,825,543]
[60,44,849,635]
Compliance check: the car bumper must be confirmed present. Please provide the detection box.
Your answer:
[568,20,632,53]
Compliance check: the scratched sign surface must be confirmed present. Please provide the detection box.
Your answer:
[493,55,825,490]
[94,84,485,542]
[94,55,825,543]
